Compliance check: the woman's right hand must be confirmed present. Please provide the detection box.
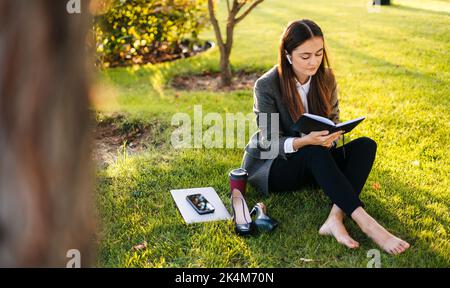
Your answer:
[303,130,343,148]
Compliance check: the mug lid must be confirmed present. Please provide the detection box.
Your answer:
[229,168,248,177]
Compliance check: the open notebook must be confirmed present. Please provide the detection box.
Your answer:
[292,113,365,135]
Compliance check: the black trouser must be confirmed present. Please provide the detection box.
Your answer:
[269,137,377,216]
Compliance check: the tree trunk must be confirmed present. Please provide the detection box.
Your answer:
[0,0,95,267]
[220,50,233,87]
[208,0,264,88]
[220,18,235,87]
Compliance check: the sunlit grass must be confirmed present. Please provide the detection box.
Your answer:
[94,0,450,267]
[394,0,450,14]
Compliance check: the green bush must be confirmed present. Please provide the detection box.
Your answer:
[94,0,209,67]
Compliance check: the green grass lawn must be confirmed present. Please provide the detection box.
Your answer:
[94,0,450,267]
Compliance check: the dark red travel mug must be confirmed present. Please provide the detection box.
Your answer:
[229,168,248,196]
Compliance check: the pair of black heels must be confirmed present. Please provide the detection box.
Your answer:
[230,189,278,236]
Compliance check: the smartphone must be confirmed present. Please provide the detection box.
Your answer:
[186,194,215,215]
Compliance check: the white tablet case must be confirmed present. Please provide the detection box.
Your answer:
[170,187,231,224]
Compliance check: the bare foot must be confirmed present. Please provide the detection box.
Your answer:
[319,217,360,249]
[362,221,410,255]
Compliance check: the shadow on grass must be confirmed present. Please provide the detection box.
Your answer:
[327,38,449,105]
[252,3,328,29]
[356,168,448,267]
[244,166,449,267]
[99,49,220,86]
[96,147,449,267]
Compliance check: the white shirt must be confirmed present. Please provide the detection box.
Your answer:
[284,76,311,153]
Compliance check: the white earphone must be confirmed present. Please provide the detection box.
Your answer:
[285,50,292,64]
[286,55,293,64]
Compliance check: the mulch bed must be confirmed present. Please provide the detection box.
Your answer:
[170,70,262,91]
[92,114,148,166]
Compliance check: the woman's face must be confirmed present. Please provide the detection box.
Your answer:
[289,36,324,78]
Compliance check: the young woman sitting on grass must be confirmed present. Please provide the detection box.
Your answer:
[241,19,410,254]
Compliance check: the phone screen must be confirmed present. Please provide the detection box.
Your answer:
[186,194,215,214]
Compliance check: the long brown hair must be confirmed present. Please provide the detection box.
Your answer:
[0,0,95,266]
[278,19,335,122]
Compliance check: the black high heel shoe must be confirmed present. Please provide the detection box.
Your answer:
[250,203,278,232]
[230,189,257,236]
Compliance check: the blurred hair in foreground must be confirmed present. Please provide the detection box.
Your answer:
[0,0,96,267]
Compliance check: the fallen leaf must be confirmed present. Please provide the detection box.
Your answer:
[372,182,381,190]
[299,258,315,262]
[132,241,147,251]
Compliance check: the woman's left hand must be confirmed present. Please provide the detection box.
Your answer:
[322,131,342,148]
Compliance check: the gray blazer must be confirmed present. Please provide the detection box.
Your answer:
[241,65,340,197]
